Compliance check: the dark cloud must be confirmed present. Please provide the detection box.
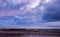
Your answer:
[42,0,60,22]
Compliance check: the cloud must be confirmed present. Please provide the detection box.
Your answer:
[42,0,60,22]
[0,0,60,28]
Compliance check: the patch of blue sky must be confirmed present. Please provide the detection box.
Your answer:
[0,1,28,11]
[0,15,43,26]
[0,16,60,28]
[0,4,20,11]
[0,16,37,25]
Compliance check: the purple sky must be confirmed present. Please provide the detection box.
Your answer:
[0,0,60,29]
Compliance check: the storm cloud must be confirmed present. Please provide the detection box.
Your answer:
[0,0,60,28]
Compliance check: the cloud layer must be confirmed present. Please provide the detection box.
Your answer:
[0,0,60,28]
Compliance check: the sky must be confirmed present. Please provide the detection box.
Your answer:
[0,0,60,29]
